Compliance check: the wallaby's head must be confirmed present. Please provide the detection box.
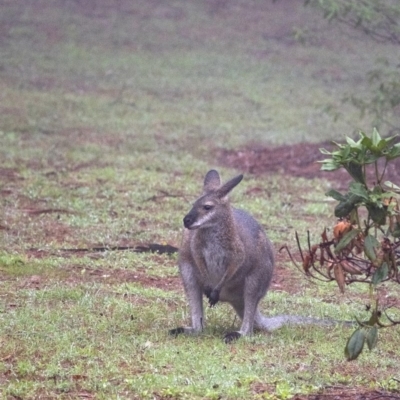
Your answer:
[183,170,243,230]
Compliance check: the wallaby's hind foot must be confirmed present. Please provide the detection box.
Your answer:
[169,327,185,337]
[169,326,203,336]
[224,331,242,343]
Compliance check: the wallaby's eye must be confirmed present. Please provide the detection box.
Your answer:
[203,204,213,211]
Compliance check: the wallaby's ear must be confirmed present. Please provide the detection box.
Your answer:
[216,174,243,199]
[203,170,221,193]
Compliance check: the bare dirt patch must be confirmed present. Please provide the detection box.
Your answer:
[23,244,299,294]
[218,142,400,189]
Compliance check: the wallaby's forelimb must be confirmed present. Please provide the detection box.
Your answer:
[204,285,219,307]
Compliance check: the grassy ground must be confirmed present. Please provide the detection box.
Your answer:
[1,0,400,399]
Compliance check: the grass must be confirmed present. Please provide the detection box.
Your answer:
[1,0,400,398]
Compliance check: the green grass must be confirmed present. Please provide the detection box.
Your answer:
[1,0,400,398]
[1,280,399,399]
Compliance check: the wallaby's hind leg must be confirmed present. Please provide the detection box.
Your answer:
[225,296,261,343]
[170,265,204,336]
[225,272,270,342]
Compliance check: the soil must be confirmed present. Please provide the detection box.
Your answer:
[218,141,400,190]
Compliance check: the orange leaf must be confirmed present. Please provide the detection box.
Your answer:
[333,220,352,239]
[333,263,346,293]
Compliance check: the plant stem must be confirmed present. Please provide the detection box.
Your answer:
[374,160,380,186]
[379,159,388,186]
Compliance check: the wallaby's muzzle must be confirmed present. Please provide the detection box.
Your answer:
[183,213,196,229]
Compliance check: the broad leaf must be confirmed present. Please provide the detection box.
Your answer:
[335,229,360,254]
[348,182,369,201]
[376,134,398,152]
[364,153,381,164]
[364,234,379,262]
[334,200,355,218]
[319,159,341,171]
[366,326,379,351]
[387,143,400,160]
[360,135,374,151]
[372,262,388,286]
[345,162,365,184]
[325,189,346,202]
[366,203,387,225]
[319,148,332,155]
[334,193,364,218]
[384,181,400,192]
[346,136,362,149]
[333,263,346,293]
[372,127,382,147]
[345,328,366,361]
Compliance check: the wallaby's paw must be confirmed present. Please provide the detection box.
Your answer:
[207,289,220,307]
[224,331,242,343]
[204,286,219,307]
[203,286,212,298]
[169,327,185,337]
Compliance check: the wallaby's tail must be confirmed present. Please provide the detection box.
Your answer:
[254,312,354,331]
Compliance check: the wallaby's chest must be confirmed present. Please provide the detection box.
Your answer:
[190,235,233,283]
[202,242,226,269]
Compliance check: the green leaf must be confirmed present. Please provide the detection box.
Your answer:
[341,145,351,159]
[372,262,389,286]
[346,136,362,148]
[345,162,365,184]
[325,189,346,202]
[345,328,366,361]
[319,148,333,155]
[364,153,381,164]
[384,181,400,192]
[364,234,379,262]
[380,134,398,151]
[334,200,355,218]
[335,229,360,254]
[360,135,374,151]
[320,160,341,171]
[387,143,400,160]
[372,128,382,147]
[348,182,369,201]
[376,134,398,152]
[366,203,387,225]
[334,192,365,218]
[366,326,379,351]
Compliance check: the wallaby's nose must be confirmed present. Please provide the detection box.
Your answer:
[183,214,193,229]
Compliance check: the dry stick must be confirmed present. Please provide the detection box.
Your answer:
[27,243,178,256]
[279,244,327,283]
[295,231,304,263]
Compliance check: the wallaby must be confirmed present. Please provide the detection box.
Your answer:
[170,170,348,343]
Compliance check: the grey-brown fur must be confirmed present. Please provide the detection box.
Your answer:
[170,169,276,342]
